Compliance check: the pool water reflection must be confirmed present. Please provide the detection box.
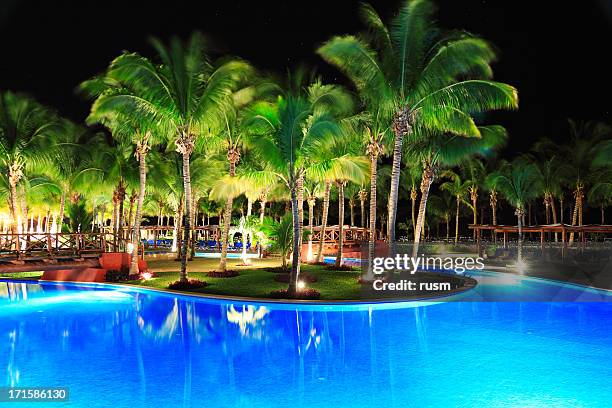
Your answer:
[1,278,611,407]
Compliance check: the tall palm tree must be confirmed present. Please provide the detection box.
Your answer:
[318,0,518,255]
[440,170,472,244]
[244,79,350,295]
[88,32,253,282]
[588,171,612,224]
[0,91,59,234]
[81,65,168,273]
[462,159,486,239]
[489,158,541,262]
[560,120,611,243]
[427,192,454,241]
[407,126,507,253]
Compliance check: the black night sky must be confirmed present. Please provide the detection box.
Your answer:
[1,0,611,158]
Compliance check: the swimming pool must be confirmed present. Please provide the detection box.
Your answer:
[1,272,611,407]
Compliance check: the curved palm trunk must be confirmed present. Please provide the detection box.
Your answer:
[410,187,417,235]
[116,181,126,243]
[335,181,346,267]
[412,164,435,257]
[315,181,331,263]
[569,182,583,245]
[127,191,136,235]
[454,196,460,245]
[288,182,302,295]
[129,148,147,275]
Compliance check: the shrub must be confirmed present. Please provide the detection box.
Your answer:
[168,279,208,290]
[325,264,355,271]
[264,266,290,273]
[105,269,128,282]
[206,270,240,278]
[269,288,321,300]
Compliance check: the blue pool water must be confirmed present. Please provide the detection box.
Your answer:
[1,272,611,407]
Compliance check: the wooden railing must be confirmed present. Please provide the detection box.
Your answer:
[309,226,371,244]
[0,232,121,260]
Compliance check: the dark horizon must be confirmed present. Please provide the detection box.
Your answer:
[1,0,611,158]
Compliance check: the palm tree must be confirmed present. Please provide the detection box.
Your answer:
[244,78,350,295]
[407,125,507,253]
[0,91,59,235]
[440,170,472,244]
[462,159,486,239]
[489,158,541,262]
[268,214,293,270]
[560,120,611,243]
[318,0,518,255]
[89,32,253,282]
[427,192,454,241]
[588,171,612,224]
[81,65,169,274]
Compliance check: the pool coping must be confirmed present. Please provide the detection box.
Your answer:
[1,273,478,306]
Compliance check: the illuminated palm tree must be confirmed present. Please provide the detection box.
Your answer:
[488,158,541,262]
[407,126,507,252]
[0,91,59,233]
[318,0,518,254]
[440,170,471,244]
[86,32,252,282]
[559,120,611,243]
[244,78,350,294]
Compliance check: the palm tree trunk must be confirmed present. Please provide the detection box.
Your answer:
[410,187,417,236]
[601,204,605,225]
[315,181,331,263]
[349,200,355,227]
[469,187,478,240]
[189,194,197,260]
[360,196,366,228]
[127,192,136,236]
[517,208,524,263]
[288,181,302,296]
[365,149,379,280]
[569,184,581,245]
[129,149,147,275]
[8,180,20,233]
[413,164,435,257]
[335,181,345,267]
[387,108,412,250]
[259,192,267,223]
[446,217,450,241]
[219,158,237,272]
[179,153,192,283]
[551,196,558,242]
[55,190,66,234]
[455,196,460,244]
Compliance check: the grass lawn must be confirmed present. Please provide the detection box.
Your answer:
[128,255,363,300]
